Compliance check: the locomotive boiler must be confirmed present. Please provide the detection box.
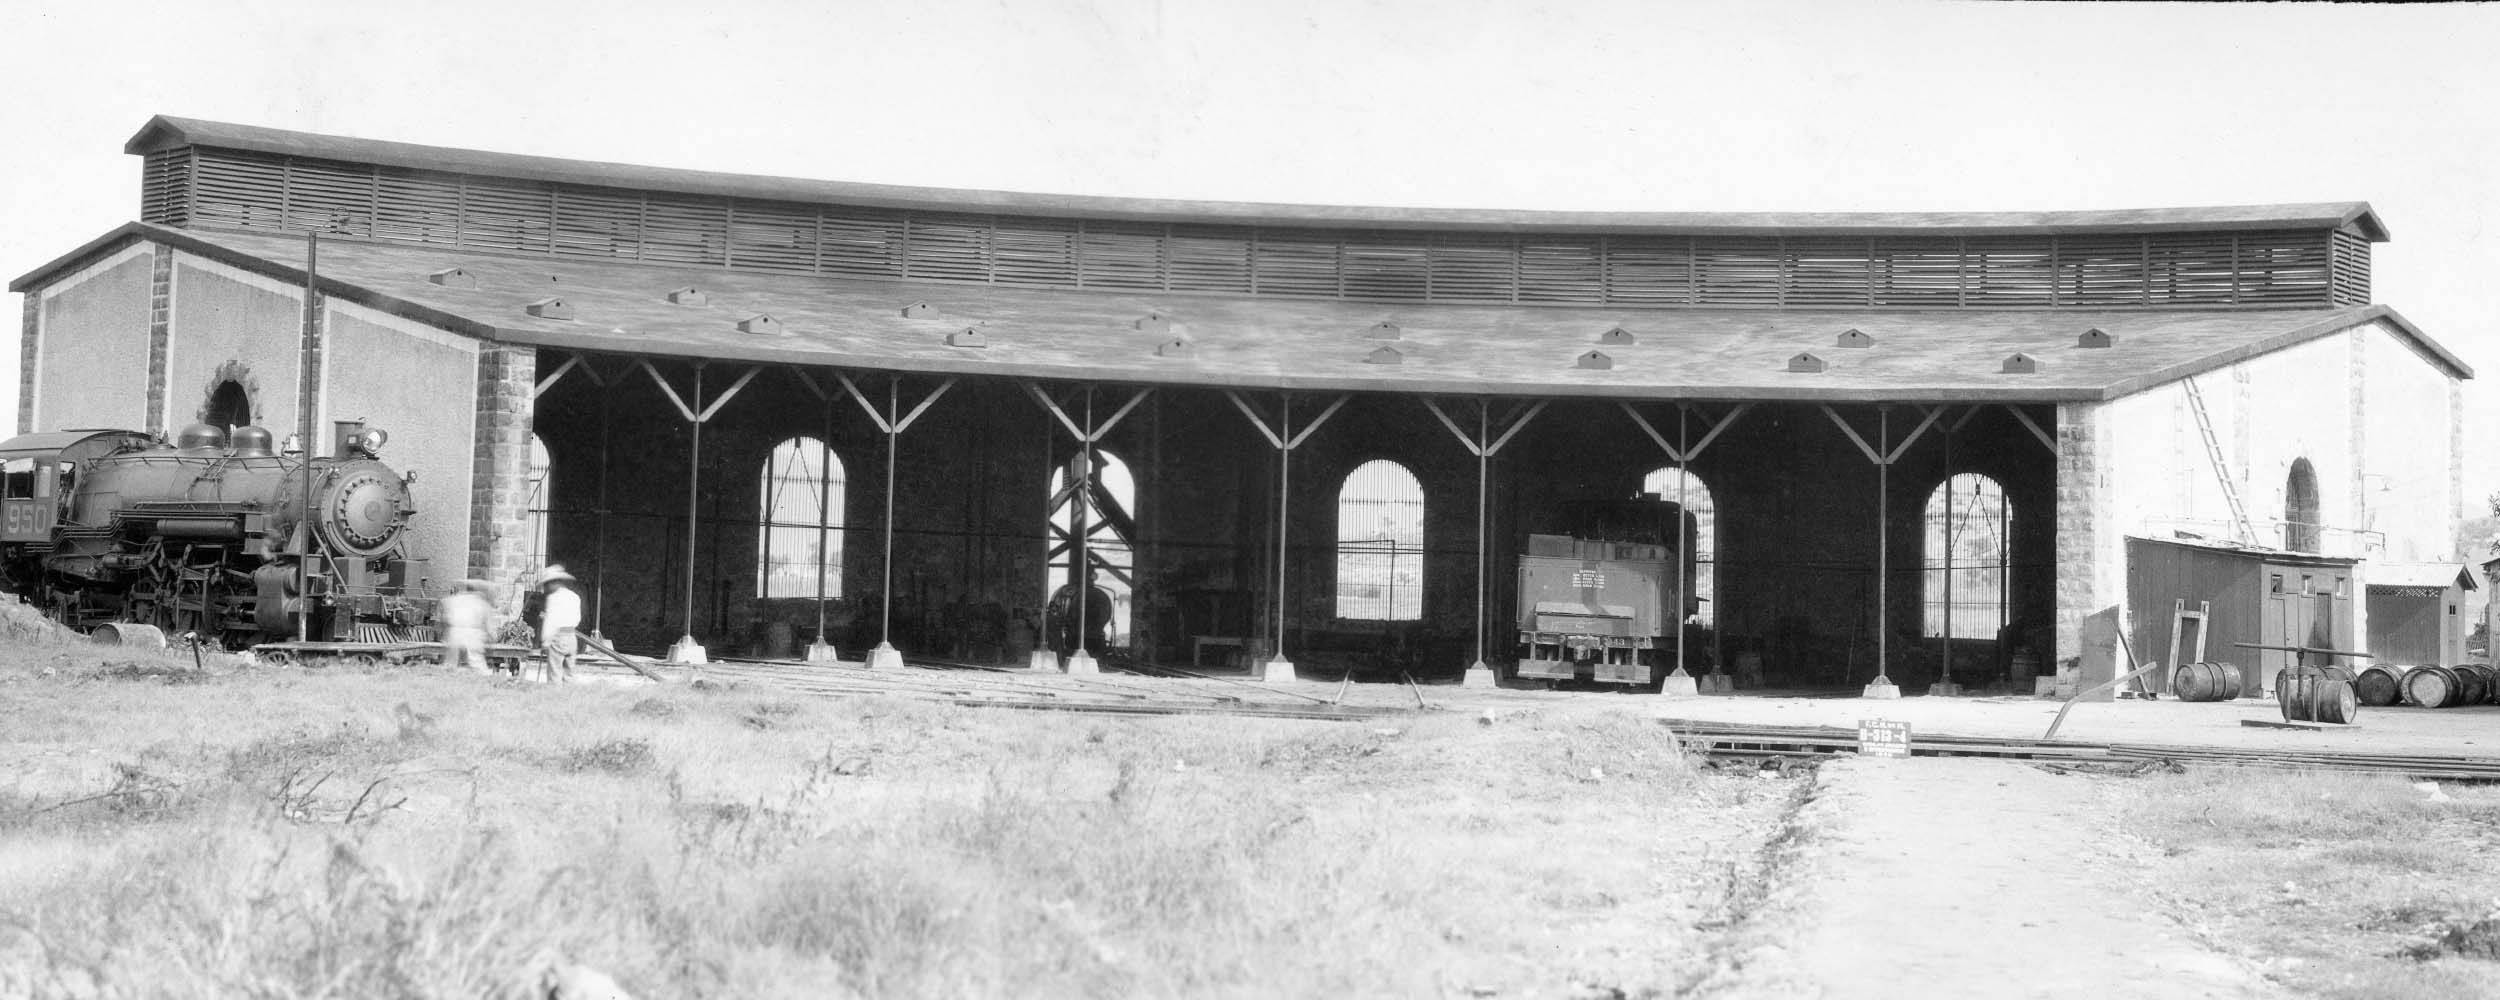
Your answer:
[1514,498,1698,687]
[0,423,426,647]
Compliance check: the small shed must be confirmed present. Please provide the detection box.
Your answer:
[2364,562,2476,668]
[2125,536,2359,697]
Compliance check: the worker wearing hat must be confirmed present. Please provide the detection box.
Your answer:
[538,564,582,683]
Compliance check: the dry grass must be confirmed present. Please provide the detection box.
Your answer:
[2123,766,2500,999]
[0,621,1792,999]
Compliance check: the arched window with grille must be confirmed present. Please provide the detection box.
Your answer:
[525,435,551,570]
[1923,473,2009,638]
[2285,458,2321,553]
[1047,449,1137,644]
[758,437,845,598]
[1639,467,1716,627]
[1336,460,1424,620]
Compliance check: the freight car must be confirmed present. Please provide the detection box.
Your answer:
[1514,498,1698,687]
[0,423,429,648]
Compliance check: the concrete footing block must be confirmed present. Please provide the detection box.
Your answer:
[1660,668,1699,696]
[865,643,904,670]
[1700,672,1735,694]
[1029,650,1062,672]
[1926,681,1965,697]
[1064,651,1099,676]
[1862,677,1902,700]
[1462,661,1499,689]
[803,641,840,664]
[666,635,708,665]
[1262,657,1298,683]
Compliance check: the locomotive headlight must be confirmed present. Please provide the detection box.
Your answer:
[360,428,387,451]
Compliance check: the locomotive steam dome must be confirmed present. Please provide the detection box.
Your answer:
[315,466,412,556]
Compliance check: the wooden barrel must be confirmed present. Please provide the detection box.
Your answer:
[2280,665,2358,724]
[2354,666,2403,707]
[2171,661,2243,702]
[2402,665,2464,708]
[2448,664,2495,706]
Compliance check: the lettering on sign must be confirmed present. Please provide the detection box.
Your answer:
[1570,569,1605,589]
[1857,718,1911,758]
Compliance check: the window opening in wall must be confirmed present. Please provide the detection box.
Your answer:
[1046,449,1135,645]
[1638,467,1716,628]
[1336,459,1424,621]
[524,435,552,572]
[205,380,251,430]
[758,437,845,598]
[1,458,32,500]
[2285,458,2321,553]
[2270,574,2284,594]
[1922,472,2009,639]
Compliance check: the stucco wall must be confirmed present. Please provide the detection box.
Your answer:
[324,301,479,592]
[31,246,155,433]
[165,253,305,437]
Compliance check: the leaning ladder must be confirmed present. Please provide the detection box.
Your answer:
[2181,378,2254,543]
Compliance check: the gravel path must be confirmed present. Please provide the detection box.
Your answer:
[1748,756,2272,1000]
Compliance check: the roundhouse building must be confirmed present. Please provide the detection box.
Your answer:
[10,116,2472,693]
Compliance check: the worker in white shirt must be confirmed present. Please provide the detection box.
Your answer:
[437,579,492,674]
[538,564,583,683]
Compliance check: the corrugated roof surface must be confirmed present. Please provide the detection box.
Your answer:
[122,115,2391,240]
[28,224,2466,401]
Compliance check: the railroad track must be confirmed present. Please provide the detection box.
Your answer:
[1657,718,2500,782]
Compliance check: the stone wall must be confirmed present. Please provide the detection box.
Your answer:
[468,343,537,606]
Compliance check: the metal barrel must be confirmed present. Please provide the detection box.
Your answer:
[2353,666,2403,707]
[2279,665,2357,724]
[2447,664,2495,706]
[2402,665,2463,708]
[2170,661,2242,702]
[90,622,168,649]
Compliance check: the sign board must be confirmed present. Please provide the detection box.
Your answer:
[1857,718,1911,758]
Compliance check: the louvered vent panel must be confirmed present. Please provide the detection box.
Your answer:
[285,157,376,236]
[551,186,644,260]
[904,212,993,282]
[189,149,290,230]
[1341,233,1429,301]
[1427,233,1519,303]
[1076,221,1166,289]
[1966,237,2055,306]
[372,169,464,245]
[641,194,728,265]
[1692,238,1784,306]
[2234,230,2331,305]
[462,178,555,253]
[140,149,192,226]
[727,200,819,275]
[1604,236,1690,305]
[2056,235,2147,307]
[2330,231,2371,305]
[2145,234,2236,305]
[992,217,1080,286]
[1251,230,1342,298]
[820,209,907,277]
[1167,224,1254,293]
[1787,238,1872,306]
[1517,237,1605,304]
[1868,239,1963,306]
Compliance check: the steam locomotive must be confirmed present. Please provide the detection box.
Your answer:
[0,423,427,647]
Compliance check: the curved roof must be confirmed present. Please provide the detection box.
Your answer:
[123,115,2392,240]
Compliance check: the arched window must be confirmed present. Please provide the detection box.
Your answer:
[204,380,251,429]
[1336,460,1424,620]
[1048,449,1136,643]
[525,435,552,570]
[2285,458,2321,553]
[759,437,845,598]
[1639,467,1716,628]
[1923,473,2009,639]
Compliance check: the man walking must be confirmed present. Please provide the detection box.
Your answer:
[539,564,582,683]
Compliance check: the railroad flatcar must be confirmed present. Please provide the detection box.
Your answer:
[0,423,428,648]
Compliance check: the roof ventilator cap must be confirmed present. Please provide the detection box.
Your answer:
[1154,337,1195,359]
[1366,321,1402,341]
[668,287,707,307]
[2002,352,2039,374]
[1577,350,1614,371]
[426,267,477,289]
[1836,328,1874,349]
[737,314,783,336]
[1787,352,1828,373]
[1366,345,1405,365]
[2077,328,2113,348]
[1599,326,1636,346]
[525,297,573,320]
[1137,313,1173,335]
[901,301,938,319]
[947,327,989,348]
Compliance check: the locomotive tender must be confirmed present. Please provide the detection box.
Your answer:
[1514,498,1698,687]
[0,423,427,647]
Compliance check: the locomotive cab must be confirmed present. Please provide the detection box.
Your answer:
[0,429,155,545]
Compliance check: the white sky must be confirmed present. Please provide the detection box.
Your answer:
[5,0,2496,500]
